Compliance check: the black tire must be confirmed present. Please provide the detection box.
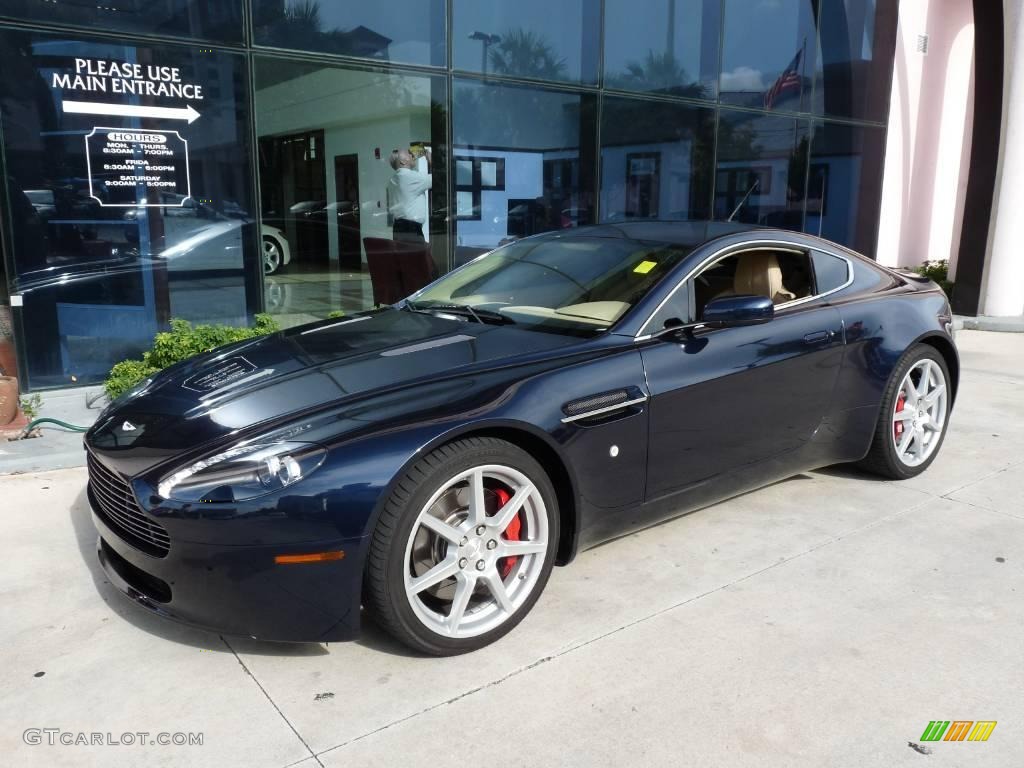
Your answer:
[364,437,559,656]
[858,343,952,479]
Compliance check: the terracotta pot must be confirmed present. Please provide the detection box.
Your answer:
[0,375,18,426]
[0,337,16,378]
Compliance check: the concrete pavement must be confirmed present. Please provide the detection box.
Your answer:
[0,386,103,474]
[1,329,1022,767]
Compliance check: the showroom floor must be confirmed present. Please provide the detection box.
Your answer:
[1,329,1022,767]
[163,267,376,332]
[263,268,375,328]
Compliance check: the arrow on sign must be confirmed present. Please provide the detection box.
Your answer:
[63,100,200,124]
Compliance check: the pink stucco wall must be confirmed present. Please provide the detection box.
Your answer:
[876,0,976,277]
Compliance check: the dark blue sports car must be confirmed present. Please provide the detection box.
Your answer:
[85,222,957,655]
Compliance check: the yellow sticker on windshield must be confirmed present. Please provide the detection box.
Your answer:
[634,260,658,274]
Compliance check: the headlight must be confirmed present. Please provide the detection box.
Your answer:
[157,441,326,503]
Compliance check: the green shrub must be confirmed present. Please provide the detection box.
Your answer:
[913,259,954,301]
[19,393,42,421]
[104,360,161,401]
[104,314,280,400]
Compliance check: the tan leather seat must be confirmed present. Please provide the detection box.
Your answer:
[731,251,796,305]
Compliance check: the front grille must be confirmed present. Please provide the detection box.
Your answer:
[87,452,170,557]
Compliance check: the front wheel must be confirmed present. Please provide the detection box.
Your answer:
[364,437,559,655]
[858,344,952,479]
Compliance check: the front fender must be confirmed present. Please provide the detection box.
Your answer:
[304,345,647,567]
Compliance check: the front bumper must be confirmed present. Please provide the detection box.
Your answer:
[90,487,367,643]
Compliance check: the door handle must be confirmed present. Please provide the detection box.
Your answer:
[803,330,831,345]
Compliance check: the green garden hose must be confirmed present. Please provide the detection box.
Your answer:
[21,417,89,436]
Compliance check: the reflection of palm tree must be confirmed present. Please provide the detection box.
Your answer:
[622,51,686,89]
[285,0,321,31]
[609,50,707,99]
[489,29,568,80]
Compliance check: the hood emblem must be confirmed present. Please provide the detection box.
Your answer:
[121,420,138,432]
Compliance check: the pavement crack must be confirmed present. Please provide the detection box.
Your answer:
[938,456,1024,502]
[316,497,933,759]
[941,495,1024,522]
[316,653,558,759]
[221,635,324,768]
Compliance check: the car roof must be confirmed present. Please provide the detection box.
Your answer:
[537,220,766,249]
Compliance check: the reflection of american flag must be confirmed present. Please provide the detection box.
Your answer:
[763,50,803,109]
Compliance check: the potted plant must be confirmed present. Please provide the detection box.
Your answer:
[0,303,15,377]
[0,372,17,426]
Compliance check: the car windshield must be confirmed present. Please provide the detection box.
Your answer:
[410,236,692,335]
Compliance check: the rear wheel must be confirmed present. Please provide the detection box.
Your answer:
[859,344,951,479]
[262,234,284,275]
[364,437,558,655]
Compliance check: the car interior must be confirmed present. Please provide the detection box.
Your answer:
[432,240,692,329]
[497,248,674,326]
[694,249,814,319]
[418,242,818,332]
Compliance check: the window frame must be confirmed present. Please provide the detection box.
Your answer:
[635,239,854,338]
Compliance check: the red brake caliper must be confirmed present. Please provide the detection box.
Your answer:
[894,393,907,441]
[494,487,521,579]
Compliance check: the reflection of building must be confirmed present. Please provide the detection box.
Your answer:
[0,1,1019,392]
[336,25,392,59]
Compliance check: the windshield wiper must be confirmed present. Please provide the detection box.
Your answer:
[409,302,515,325]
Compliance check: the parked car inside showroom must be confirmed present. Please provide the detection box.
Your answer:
[84,221,957,655]
[123,194,291,275]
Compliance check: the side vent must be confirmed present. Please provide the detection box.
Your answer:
[561,387,648,424]
[563,389,631,418]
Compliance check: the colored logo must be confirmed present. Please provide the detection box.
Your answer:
[920,721,997,742]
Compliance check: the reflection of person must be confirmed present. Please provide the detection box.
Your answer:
[387,148,431,242]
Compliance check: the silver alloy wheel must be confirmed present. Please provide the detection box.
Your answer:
[263,237,282,274]
[403,464,548,638]
[891,358,948,467]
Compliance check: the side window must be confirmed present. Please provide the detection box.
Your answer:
[648,284,691,331]
[692,248,814,319]
[811,250,852,294]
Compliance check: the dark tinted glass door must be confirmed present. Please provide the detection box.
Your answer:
[0,29,258,388]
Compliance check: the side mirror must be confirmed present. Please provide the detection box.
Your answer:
[701,294,774,327]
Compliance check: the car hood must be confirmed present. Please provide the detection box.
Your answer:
[87,309,587,471]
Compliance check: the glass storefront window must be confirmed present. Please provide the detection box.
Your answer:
[814,0,897,122]
[252,0,445,68]
[452,79,597,263]
[713,110,810,228]
[0,0,242,43]
[254,57,447,328]
[803,121,885,256]
[603,0,720,99]
[600,96,715,222]
[0,29,259,389]
[720,0,820,113]
[0,1,901,393]
[452,0,600,85]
